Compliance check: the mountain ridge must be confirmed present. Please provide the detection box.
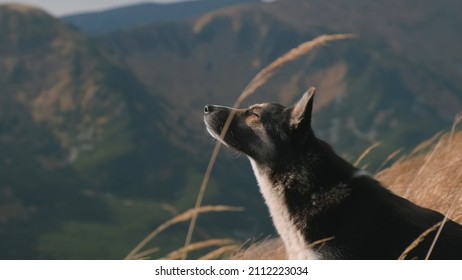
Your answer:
[0,3,268,259]
[62,0,261,35]
[101,0,460,160]
[1,0,462,259]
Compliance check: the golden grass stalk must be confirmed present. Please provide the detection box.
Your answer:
[377,130,462,259]
[424,218,449,260]
[130,247,160,260]
[354,141,381,167]
[402,138,444,198]
[449,112,462,145]
[125,205,242,260]
[411,131,443,155]
[199,245,240,260]
[375,148,402,173]
[398,221,442,260]
[307,236,335,249]
[425,168,462,259]
[230,238,286,260]
[236,34,357,105]
[231,236,334,260]
[161,239,236,260]
[420,116,462,259]
[181,33,357,260]
[378,131,462,219]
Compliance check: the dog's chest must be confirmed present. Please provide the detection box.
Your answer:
[250,160,319,260]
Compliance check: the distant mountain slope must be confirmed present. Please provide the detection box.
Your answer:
[2,0,462,260]
[0,4,269,259]
[262,0,462,115]
[102,0,462,165]
[0,3,165,194]
[0,3,151,258]
[62,0,260,35]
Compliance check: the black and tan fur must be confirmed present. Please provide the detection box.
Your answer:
[203,88,462,259]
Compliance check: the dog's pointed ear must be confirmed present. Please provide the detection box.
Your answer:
[290,87,316,129]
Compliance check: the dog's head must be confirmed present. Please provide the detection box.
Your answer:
[204,87,316,166]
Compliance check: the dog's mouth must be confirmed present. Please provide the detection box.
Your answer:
[204,119,229,147]
[203,104,232,147]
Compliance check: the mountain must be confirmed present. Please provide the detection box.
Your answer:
[62,0,261,35]
[262,0,462,113]
[1,0,462,259]
[101,0,462,165]
[0,3,166,196]
[0,3,156,258]
[0,4,267,259]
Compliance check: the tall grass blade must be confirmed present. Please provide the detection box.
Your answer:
[125,205,242,260]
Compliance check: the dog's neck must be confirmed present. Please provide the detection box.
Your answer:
[249,159,319,259]
[249,153,364,259]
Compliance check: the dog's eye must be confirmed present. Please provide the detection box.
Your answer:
[247,109,260,118]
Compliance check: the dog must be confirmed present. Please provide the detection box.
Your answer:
[203,87,462,259]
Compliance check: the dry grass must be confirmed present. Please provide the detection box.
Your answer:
[398,221,442,260]
[379,128,462,260]
[377,132,462,221]
[354,141,381,167]
[124,205,242,260]
[230,238,286,260]
[161,239,237,260]
[199,244,241,260]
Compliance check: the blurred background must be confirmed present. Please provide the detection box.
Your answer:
[0,0,461,259]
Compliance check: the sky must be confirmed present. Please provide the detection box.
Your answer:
[0,0,196,16]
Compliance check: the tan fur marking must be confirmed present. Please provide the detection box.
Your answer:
[249,159,320,260]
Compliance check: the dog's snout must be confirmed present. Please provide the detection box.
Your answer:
[204,105,215,115]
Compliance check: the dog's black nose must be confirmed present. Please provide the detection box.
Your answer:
[204,105,214,115]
